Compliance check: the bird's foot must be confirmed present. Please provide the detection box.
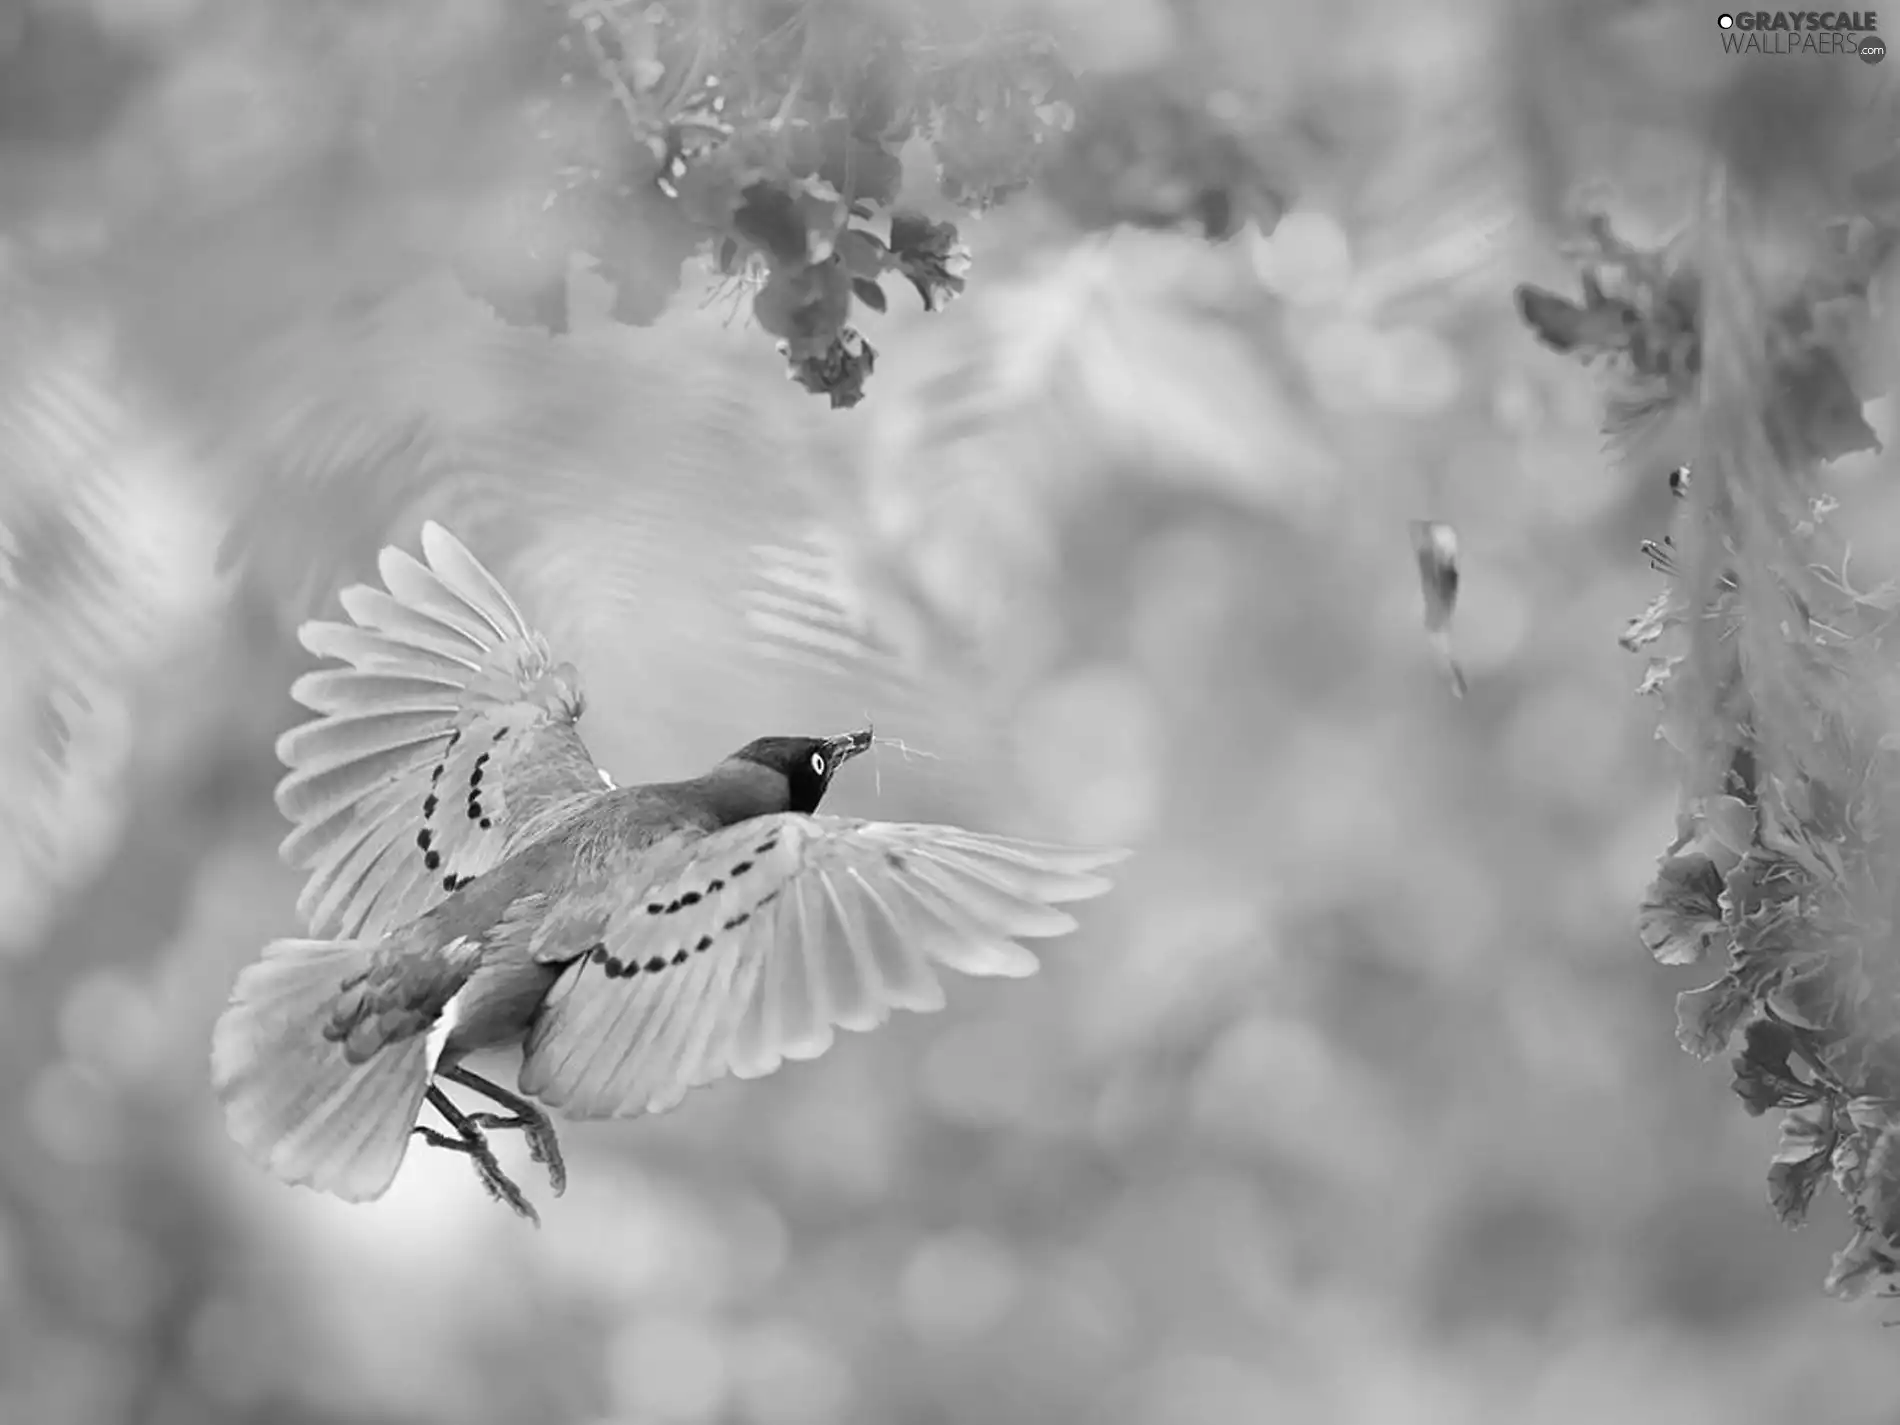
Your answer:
[418,1085,541,1225]
[412,1123,541,1225]
[438,1063,568,1198]
[467,1109,568,1197]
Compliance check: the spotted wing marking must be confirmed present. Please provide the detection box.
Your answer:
[519,815,1127,1119]
[273,522,610,940]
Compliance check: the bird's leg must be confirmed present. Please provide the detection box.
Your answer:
[416,1085,540,1226]
[438,1063,567,1197]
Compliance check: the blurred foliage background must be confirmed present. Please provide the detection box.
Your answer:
[3,0,1900,1423]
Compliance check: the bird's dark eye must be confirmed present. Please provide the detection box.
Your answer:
[810,752,827,776]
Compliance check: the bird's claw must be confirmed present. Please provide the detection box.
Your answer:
[411,1122,541,1226]
[435,1065,568,1200]
[467,1109,568,1197]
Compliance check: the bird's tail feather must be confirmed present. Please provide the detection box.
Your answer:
[210,937,431,1203]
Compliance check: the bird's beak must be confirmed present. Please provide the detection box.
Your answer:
[824,728,874,768]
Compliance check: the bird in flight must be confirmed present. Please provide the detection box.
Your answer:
[211,522,1126,1222]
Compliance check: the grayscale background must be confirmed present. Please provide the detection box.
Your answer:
[2,1,1898,1423]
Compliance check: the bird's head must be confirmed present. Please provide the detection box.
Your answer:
[727,728,873,815]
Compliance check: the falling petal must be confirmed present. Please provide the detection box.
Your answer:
[1409,519,1466,697]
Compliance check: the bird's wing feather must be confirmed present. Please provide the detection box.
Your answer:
[274,521,609,941]
[518,814,1126,1120]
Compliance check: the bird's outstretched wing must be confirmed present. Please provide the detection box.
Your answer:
[274,521,609,940]
[518,815,1126,1119]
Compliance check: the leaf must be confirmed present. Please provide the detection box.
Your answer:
[816,121,904,208]
[1676,976,1752,1059]
[733,181,815,265]
[1824,1228,1899,1300]
[1769,1151,1833,1226]
[838,227,892,280]
[1776,1104,1837,1159]
[1728,896,1813,998]
[589,192,704,327]
[1697,795,1758,870]
[731,177,851,268]
[669,136,781,235]
[1730,1017,1811,1117]
[1768,343,1880,466]
[1636,849,1728,966]
[1775,950,1866,1036]
[1768,1105,1837,1225]
[754,259,852,356]
[1514,283,1616,356]
[852,277,888,313]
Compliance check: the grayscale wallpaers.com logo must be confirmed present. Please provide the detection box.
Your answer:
[1717,10,1885,59]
